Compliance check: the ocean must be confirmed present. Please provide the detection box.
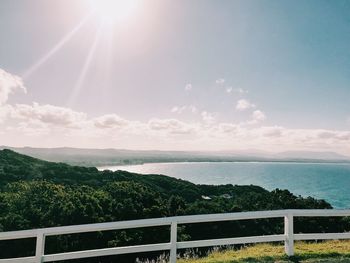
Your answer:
[98,162,350,209]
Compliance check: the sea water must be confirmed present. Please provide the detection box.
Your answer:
[98,162,350,209]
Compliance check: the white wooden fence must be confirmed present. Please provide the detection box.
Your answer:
[1,209,350,263]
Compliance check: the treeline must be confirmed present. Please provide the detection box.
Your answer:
[0,149,349,262]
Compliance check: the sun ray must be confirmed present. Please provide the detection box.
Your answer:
[22,15,90,79]
[95,25,116,88]
[66,26,102,107]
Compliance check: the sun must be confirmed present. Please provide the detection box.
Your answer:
[89,0,140,25]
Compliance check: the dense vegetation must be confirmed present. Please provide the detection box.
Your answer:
[0,149,349,262]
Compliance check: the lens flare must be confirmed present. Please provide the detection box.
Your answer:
[89,0,140,25]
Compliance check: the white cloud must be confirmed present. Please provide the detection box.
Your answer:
[171,106,187,114]
[236,99,256,111]
[93,114,129,129]
[0,69,26,106]
[225,86,248,94]
[185,83,192,91]
[215,77,248,95]
[0,105,12,123]
[171,105,197,114]
[0,68,349,155]
[216,78,225,85]
[316,130,350,141]
[218,123,239,133]
[201,111,215,124]
[8,119,51,136]
[237,88,248,94]
[11,102,87,128]
[251,110,266,123]
[148,118,196,135]
[189,105,197,113]
[259,126,283,137]
[171,106,181,113]
[2,106,350,154]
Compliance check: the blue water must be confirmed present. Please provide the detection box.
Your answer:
[98,162,350,209]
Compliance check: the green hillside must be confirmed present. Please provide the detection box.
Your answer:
[0,149,349,263]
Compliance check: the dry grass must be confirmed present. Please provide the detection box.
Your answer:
[177,240,350,263]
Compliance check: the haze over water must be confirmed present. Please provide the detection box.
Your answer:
[99,162,350,209]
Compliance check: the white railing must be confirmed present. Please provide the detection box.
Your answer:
[1,209,350,263]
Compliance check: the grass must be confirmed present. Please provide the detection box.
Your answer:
[177,240,350,263]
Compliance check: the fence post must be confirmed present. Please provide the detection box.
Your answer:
[170,221,177,263]
[284,212,294,256]
[35,230,46,263]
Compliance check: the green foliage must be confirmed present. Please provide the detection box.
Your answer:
[0,149,349,262]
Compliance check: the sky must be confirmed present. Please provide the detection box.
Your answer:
[0,0,350,154]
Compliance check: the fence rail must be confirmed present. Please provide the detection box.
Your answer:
[1,209,350,263]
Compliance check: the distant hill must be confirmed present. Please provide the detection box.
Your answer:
[274,150,350,160]
[0,146,349,166]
